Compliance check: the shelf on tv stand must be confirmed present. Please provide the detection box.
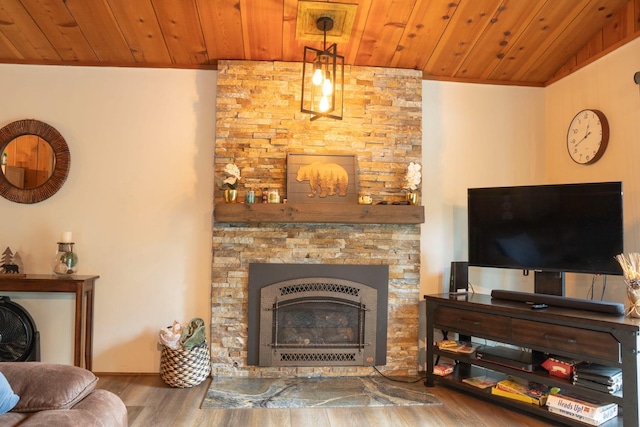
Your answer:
[424,293,639,427]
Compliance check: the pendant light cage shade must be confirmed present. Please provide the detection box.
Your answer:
[301,28,344,120]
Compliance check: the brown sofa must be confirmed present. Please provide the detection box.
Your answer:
[0,362,127,426]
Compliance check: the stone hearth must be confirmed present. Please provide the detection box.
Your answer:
[202,376,440,408]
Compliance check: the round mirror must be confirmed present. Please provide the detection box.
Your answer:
[2,135,55,188]
[0,119,70,204]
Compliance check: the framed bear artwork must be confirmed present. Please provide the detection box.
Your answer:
[286,154,357,204]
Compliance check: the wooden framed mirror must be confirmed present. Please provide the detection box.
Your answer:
[0,119,70,204]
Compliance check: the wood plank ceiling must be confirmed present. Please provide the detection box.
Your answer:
[0,0,636,86]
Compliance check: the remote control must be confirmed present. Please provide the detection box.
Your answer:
[530,303,548,310]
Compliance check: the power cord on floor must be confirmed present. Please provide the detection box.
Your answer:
[372,366,427,383]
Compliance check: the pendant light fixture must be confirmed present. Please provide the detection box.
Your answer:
[301,16,344,121]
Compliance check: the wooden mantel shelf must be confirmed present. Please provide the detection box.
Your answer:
[214,203,425,224]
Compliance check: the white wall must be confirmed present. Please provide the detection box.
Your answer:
[544,37,640,302]
[0,64,216,372]
[420,81,546,297]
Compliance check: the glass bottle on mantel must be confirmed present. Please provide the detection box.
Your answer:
[53,242,79,276]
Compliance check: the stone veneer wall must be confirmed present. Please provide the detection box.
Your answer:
[212,60,422,377]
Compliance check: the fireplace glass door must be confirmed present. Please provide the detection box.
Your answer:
[257,276,379,367]
[273,298,364,350]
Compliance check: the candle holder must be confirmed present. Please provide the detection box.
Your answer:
[53,242,79,276]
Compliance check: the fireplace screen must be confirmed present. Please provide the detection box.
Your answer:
[259,278,378,367]
[274,298,363,349]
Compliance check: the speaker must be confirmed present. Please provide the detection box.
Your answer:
[449,261,468,294]
[533,271,565,296]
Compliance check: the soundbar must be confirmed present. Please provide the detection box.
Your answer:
[491,290,625,315]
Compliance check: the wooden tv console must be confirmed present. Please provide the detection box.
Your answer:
[425,293,640,427]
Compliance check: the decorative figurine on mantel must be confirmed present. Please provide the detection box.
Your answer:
[0,246,25,277]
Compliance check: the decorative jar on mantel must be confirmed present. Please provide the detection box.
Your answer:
[224,189,238,203]
[406,192,419,205]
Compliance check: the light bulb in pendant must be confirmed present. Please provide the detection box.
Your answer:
[322,78,333,96]
[319,95,329,112]
[312,68,323,86]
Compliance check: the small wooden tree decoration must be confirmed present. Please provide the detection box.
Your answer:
[0,246,22,275]
[1,247,12,265]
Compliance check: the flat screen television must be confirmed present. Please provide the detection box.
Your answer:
[468,182,623,295]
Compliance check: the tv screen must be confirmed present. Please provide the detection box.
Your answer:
[468,182,623,276]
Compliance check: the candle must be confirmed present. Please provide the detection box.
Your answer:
[61,231,73,243]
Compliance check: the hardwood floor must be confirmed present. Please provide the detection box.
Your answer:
[97,374,554,426]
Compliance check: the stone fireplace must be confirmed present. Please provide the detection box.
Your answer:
[247,264,388,368]
[211,60,422,377]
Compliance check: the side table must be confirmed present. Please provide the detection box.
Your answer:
[0,274,98,370]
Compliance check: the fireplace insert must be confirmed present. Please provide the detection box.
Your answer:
[248,263,388,367]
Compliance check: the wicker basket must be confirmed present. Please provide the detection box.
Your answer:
[160,341,211,388]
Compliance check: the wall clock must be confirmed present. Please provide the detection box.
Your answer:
[566,109,609,165]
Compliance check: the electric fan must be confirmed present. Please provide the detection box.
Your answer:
[0,296,40,362]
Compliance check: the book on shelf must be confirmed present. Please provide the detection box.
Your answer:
[491,386,546,406]
[490,377,550,406]
[433,363,454,376]
[436,340,477,355]
[573,378,622,394]
[572,362,623,394]
[574,363,622,382]
[575,371,623,385]
[573,372,622,385]
[437,340,459,349]
[547,393,618,420]
[462,375,499,389]
[547,405,618,426]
